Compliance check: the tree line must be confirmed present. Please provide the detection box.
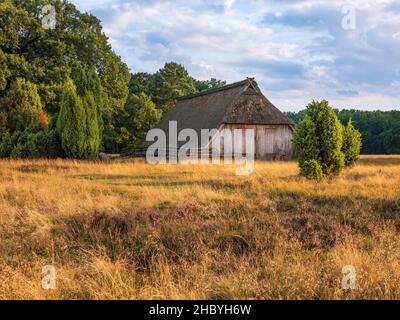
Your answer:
[0,0,225,159]
[286,109,400,155]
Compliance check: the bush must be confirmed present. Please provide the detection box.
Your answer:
[294,100,347,180]
[293,114,319,165]
[4,129,60,159]
[301,159,324,181]
[0,131,12,158]
[3,78,43,132]
[342,119,362,167]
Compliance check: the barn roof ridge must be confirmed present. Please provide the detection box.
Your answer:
[178,78,255,101]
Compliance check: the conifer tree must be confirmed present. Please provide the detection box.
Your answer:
[294,100,345,179]
[293,114,320,176]
[82,92,101,159]
[69,62,102,158]
[4,78,43,132]
[342,118,362,167]
[57,78,86,159]
[153,62,197,112]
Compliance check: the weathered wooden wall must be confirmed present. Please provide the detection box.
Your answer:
[216,124,293,160]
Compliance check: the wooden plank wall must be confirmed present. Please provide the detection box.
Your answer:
[217,124,293,160]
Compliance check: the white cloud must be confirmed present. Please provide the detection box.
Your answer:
[392,32,400,39]
[70,0,400,111]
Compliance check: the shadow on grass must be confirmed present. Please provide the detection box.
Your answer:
[71,174,251,190]
[16,164,76,174]
[71,174,176,181]
[71,174,203,187]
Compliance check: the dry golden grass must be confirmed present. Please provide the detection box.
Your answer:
[0,155,399,300]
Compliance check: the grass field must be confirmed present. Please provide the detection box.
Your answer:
[0,155,399,299]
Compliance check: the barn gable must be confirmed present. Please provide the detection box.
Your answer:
[223,80,294,126]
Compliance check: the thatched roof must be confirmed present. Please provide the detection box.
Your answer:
[142,78,293,149]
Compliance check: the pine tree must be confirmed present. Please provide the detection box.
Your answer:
[342,118,362,167]
[153,62,197,112]
[57,78,86,159]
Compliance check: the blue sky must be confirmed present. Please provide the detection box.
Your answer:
[71,0,400,111]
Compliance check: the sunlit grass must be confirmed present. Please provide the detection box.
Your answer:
[0,155,399,299]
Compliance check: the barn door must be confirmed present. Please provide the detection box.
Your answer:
[256,127,275,159]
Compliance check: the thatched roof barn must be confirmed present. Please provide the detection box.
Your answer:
[142,78,294,160]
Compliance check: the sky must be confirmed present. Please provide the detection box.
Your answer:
[70,0,400,111]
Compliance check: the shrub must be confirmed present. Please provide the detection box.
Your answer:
[301,159,324,182]
[0,131,12,158]
[2,129,59,159]
[342,119,362,167]
[294,100,345,180]
[3,78,43,132]
[293,114,319,168]
[23,131,48,158]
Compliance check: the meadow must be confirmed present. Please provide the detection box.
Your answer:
[0,155,399,299]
